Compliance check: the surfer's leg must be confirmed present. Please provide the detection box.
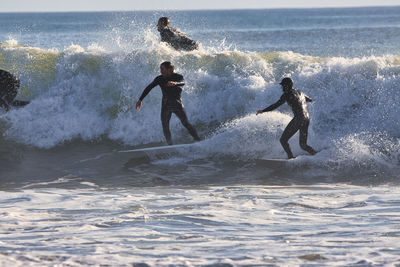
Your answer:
[280,119,300,159]
[299,120,317,155]
[161,107,173,145]
[174,108,200,141]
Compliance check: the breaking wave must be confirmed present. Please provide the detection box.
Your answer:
[1,36,399,174]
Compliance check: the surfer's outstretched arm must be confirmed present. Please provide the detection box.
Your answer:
[136,78,159,110]
[11,100,30,107]
[167,77,185,87]
[167,80,185,87]
[0,99,28,111]
[256,95,285,115]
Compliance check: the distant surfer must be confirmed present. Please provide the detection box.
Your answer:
[136,61,201,145]
[256,77,317,159]
[0,69,29,111]
[157,17,199,51]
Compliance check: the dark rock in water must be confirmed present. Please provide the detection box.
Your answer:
[298,254,327,261]
[132,263,151,267]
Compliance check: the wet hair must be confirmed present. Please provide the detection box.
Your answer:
[158,17,170,27]
[280,77,294,88]
[160,61,174,70]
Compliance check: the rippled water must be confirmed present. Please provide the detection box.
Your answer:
[1,185,399,266]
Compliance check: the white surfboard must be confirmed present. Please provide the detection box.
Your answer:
[256,157,290,168]
[119,143,193,153]
[120,143,195,167]
[259,158,289,162]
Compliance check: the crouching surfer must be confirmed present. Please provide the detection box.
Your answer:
[256,78,317,159]
[157,17,199,51]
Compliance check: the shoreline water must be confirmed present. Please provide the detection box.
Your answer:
[1,185,400,266]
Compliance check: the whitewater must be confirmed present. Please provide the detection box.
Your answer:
[0,7,399,266]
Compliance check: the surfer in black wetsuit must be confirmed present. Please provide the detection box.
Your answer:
[0,69,30,111]
[157,17,199,51]
[136,61,200,145]
[256,77,317,159]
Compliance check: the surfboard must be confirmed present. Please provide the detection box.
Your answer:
[256,151,321,169]
[119,143,193,153]
[256,157,290,168]
[120,143,195,168]
[259,158,289,162]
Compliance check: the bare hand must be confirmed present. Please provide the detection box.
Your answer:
[136,100,142,110]
[256,110,263,115]
[167,81,177,87]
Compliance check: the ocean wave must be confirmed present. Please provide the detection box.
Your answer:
[0,40,399,170]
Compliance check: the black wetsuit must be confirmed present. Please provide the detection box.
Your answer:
[0,69,29,111]
[139,73,200,145]
[159,26,199,51]
[262,88,316,159]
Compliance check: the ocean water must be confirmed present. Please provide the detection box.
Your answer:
[0,6,400,266]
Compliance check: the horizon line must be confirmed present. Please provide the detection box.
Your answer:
[0,5,399,14]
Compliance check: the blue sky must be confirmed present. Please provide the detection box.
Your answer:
[0,0,399,12]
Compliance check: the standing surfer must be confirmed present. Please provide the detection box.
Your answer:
[136,61,200,145]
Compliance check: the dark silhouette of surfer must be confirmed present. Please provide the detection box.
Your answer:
[0,69,29,111]
[136,61,200,145]
[157,17,199,51]
[257,77,317,159]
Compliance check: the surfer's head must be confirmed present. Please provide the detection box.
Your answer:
[280,77,294,92]
[160,61,174,77]
[158,17,170,31]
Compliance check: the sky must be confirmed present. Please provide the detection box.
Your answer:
[0,0,399,12]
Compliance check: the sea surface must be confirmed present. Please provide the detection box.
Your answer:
[0,7,400,266]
